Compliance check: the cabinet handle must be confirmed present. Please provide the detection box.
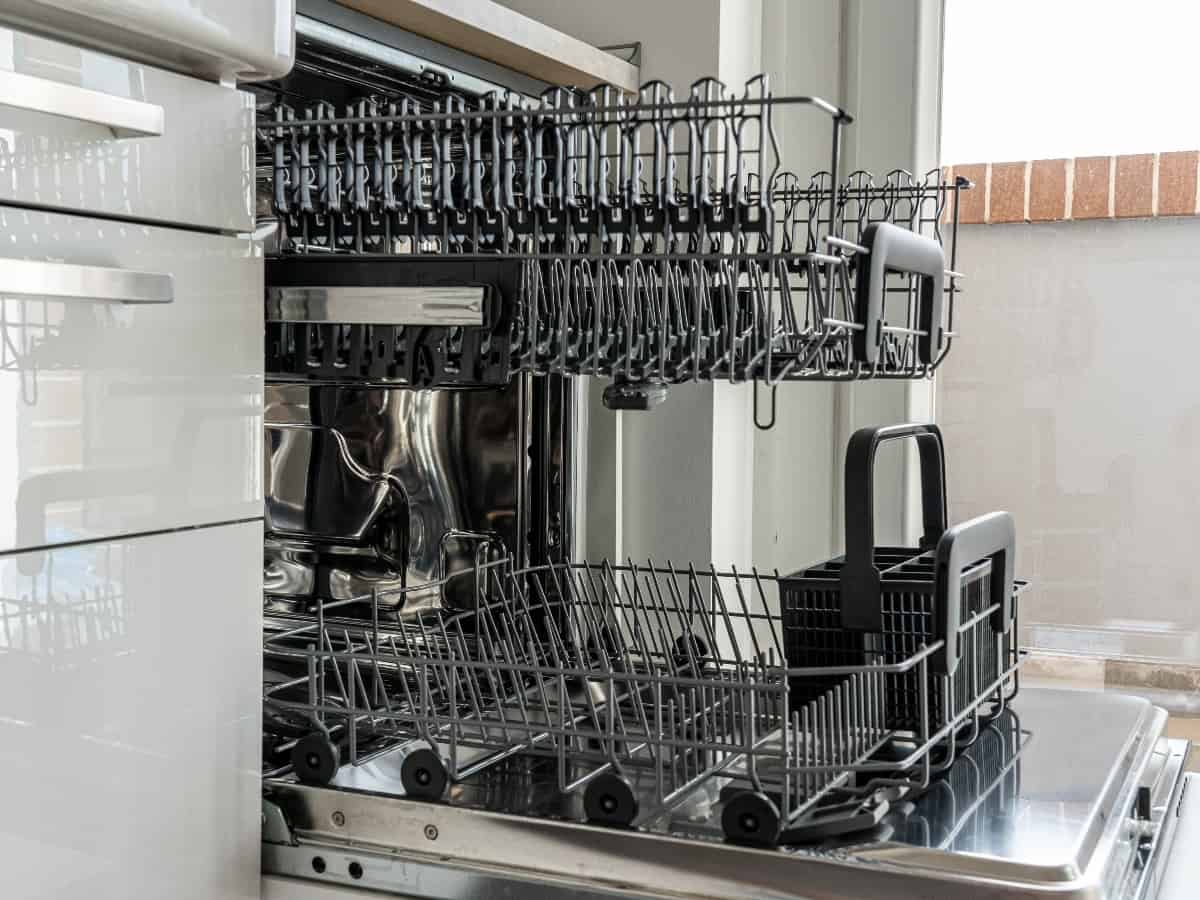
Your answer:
[0,258,173,304]
[0,69,164,138]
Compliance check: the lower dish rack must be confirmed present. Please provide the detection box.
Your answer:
[263,521,1023,847]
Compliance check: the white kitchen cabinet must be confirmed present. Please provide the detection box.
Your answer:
[0,205,263,556]
[0,23,255,232]
[0,0,294,83]
[0,520,263,900]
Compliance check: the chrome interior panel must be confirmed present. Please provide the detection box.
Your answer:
[264,380,527,612]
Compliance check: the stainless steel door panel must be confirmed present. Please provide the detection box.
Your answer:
[0,24,254,231]
[262,689,1183,900]
[1155,774,1200,899]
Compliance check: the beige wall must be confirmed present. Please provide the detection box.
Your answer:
[938,217,1200,663]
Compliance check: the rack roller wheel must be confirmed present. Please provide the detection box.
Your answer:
[398,743,449,800]
[292,732,340,785]
[722,791,781,845]
[584,772,638,827]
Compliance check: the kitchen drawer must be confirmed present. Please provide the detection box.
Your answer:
[0,0,294,83]
[0,23,254,232]
[0,205,263,556]
[0,521,262,900]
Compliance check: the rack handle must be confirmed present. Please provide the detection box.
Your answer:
[839,423,947,631]
[853,222,945,366]
[932,511,1016,676]
[0,258,173,304]
[0,69,164,139]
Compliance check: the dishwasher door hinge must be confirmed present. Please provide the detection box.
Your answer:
[262,797,298,847]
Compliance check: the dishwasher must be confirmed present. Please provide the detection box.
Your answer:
[249,8,1192,900]
[0,1,1189,899]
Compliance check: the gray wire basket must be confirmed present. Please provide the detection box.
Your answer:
[258,73,967,399]
[262,510,1022,845]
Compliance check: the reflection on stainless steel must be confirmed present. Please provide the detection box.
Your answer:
[888,707,1028,852]
[264,381,524,611]
[266,286,485,325]
[263,688,1188,899]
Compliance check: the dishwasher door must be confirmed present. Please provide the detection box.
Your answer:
[259,689,1189,900]
[1152,773,1200,900]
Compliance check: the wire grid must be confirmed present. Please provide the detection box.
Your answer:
[258,73,965,388]
[260,75,807,254]
[261,554,1015,839]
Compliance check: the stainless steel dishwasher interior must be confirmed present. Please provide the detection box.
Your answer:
[252,14,1189,900]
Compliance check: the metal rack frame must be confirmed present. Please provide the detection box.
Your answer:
[262,540,1021,846]
[258,74,967,402]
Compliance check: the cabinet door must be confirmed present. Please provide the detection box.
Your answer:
[0,520,262,900]
[0,205,263,556]
[0,0,294,83]
[0,23,256,231]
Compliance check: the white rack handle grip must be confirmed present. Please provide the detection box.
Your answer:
[0,258,174,304]
[854,222,946,366]
[0,69,164,139]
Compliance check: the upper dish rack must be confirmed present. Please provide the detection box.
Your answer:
[258,75,967,401]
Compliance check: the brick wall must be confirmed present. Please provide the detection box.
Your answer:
[945,152,1200,224]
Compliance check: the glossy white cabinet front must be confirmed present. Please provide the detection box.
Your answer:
[0,0,294,83]
[0,521,262,899]
[0,24,255,232]
[0,205,263,555]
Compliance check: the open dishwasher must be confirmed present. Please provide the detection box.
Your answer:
[252,5,1191,899]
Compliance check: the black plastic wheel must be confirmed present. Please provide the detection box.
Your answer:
[721,791,781,845]
[292,732,341,785]
[583,772,639,827]
[399,745,449,800]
